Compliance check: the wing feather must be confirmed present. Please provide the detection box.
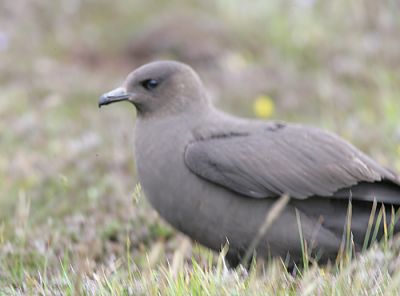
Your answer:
[185,124,399,200]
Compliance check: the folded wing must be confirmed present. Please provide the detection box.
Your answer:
[184,124,400,201]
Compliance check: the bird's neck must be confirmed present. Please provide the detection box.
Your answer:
[137,100,214,124]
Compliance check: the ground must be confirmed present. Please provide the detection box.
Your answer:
[1,1,400,294]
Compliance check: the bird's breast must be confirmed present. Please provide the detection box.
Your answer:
[134,119,200,225]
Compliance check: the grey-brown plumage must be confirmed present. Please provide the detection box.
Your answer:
[99,61,400,267]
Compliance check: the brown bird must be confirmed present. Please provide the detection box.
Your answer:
[99,61,400,267]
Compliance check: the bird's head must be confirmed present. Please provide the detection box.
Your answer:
[99,61,209,117]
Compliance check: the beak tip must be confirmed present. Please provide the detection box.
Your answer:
[98,87,129,108]
[98,94,110,108]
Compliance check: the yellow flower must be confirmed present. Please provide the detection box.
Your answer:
[253,95,275,118]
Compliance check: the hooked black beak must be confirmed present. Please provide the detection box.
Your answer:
[98,87,131,108]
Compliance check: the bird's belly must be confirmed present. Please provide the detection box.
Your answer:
[136,149,313,256]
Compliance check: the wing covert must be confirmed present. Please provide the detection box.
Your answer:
[184,124,394,199]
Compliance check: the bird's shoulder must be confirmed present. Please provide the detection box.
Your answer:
[191,115,339,146]
[191,113,288,141]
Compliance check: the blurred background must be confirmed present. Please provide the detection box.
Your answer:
[1,0,400,286]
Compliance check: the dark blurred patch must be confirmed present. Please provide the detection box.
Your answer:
[125,11,236,66]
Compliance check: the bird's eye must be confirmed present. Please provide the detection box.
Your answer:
[141,79,159,91]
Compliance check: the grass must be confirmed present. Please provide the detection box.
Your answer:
[2,222,400,295]
[1,0,400,294]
